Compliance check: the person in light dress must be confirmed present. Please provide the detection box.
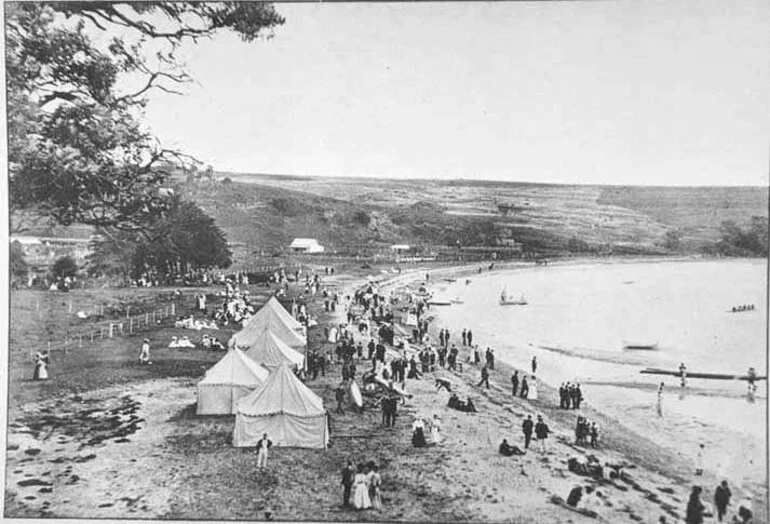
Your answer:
[529,376,538,400]
[431,414,442,445]
[352,463,371,510]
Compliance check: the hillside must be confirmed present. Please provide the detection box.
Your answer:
[175,173,767,262]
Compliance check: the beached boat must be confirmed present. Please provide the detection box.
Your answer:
[450,297,464,304]
[640,367,767,381]
[622,341,659,350]
[499,286,527,306]
[428,299,453,306]
[442,278,457,283]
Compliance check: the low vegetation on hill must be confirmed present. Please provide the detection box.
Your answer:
[175,174,767,264]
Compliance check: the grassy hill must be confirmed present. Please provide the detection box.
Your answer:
[174,173,767,263]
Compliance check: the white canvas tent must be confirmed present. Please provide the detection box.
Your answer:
[229,300,307,350]
[245,296,305,335]
[233,365,329,449]
[241,330,305,370]
[196,348,269,415]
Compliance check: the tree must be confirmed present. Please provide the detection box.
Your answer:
[10,241,29,278]
[92,197,232,280]
[52,255,79,279]
[7,2,284,232]
[662,229,682,251]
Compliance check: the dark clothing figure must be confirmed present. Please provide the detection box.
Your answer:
[341,463,355,507]
[520,377,529,398]
[714,482,732,522]
[467,330,473,346]
[686,486,705,524]
[566,486,583,507]
[531,357,537,374]
[412,426,427,447]
[511,372,519,397]
[477,365,490,388]
[499,439,525,457]
[462,329,467,346]
[522,417,534,449]
[335,387,346,415]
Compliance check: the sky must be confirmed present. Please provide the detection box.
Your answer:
[142,0,770,186]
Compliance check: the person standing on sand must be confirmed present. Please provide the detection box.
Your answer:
[522,415,534,449]
[714,480,732,522]
[695,443,705,475]
[255,433,272,470]
[336,385,346,415]
[139,338,151,364]
[511,371,519,397]
[520,376,529,398]
[467,329,473,346]
[477,364,490,389]
[367,464,382,511]
[534,415,550,452]
[529,376,538,400]
[685,485,705,524]
[679,363,688,388]
[341,460,355,507]
[531,356,537,374]
[462,328,467,346]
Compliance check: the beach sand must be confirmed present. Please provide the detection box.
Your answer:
[3,259,767,522]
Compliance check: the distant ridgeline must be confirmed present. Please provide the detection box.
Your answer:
[12,177,767,275]
[176,175,768,264]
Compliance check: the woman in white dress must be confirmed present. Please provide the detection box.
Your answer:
[34,352,49,380]
[352,464,371,510]
[529,376,538,400]
[367,464,382,511]
[431,414,442,445]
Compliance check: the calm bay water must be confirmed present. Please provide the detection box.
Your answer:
[431,259,767,486]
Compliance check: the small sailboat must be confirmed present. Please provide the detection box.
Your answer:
[499,286,527,306]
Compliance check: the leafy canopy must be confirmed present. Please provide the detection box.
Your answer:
[6,2,284,231]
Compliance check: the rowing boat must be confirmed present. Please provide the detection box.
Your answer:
[622,341,659,350]
[640,367,767,381]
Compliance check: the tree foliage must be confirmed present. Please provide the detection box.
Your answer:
[10,241,29,278]
[6,2,284,231]
[52,255,79,279]
[91,197,232,279]
[714,218,768,256]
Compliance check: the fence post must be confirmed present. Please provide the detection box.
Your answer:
[129,317,134,334]
[119,323,124,335]
[69,301,73,313]
[109,323,114,338]
[126,306,131,319]
[153,311,156,324]
[100,304,104,317]
[91,331,95,344]
[171,303,176,316]
[47,341,51,353]
[145,312,149,326]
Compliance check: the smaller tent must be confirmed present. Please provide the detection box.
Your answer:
[242,330,305,370]
[197,348,269,415]
[230,299,307,350]
[245,296,305,335]
[233,365,329,449]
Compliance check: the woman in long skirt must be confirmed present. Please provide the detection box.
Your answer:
[430,414,442,445]
[367,464,382,511]
[529,376,538,400]
[352,464,371,510]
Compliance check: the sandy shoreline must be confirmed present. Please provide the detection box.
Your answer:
[4,256,766,522]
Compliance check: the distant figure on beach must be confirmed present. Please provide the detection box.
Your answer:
[531,356,537,374]
[352,463,371,510]
[658,382,665,398]
[462,328,467,346]
[534,415,550,452]
[522,415,534,449]
[139,338,151,364]
[714,480,732,522]
[477,364,490,389]
[411,418,427,447]
[685,485,705,524]
[529,376,538,400]
[747,367,757,394]
[695,443,705,476]
[336,386,346,415]
[467,329,473,346]
[33,351,49,380]
[255,433,272,470]
[341,460,355,507]
[679,363,688,388]
[499,438,524,456]
[431,414,442,444]
[520,376,530,398]
[473,346,481,365]
[590,422,599,448]
[511,371,519,397]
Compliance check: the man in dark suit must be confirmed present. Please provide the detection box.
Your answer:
[341,460,355,507]
[522,415,534,449]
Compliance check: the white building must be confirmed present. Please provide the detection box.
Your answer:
[289,238,325,254]
[390,244,411,252]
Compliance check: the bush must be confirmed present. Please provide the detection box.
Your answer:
[52,255,78,279]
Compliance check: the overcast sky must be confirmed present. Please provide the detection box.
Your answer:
[143,0,770,186]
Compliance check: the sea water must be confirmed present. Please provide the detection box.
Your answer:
[432,259,767,486]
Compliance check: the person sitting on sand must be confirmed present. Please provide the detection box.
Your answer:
[499,438,525,457]
[465,397,477,413]
[435,378,452,393]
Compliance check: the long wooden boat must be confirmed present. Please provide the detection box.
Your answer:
[640,367,767,381]
[623,341,659,350]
